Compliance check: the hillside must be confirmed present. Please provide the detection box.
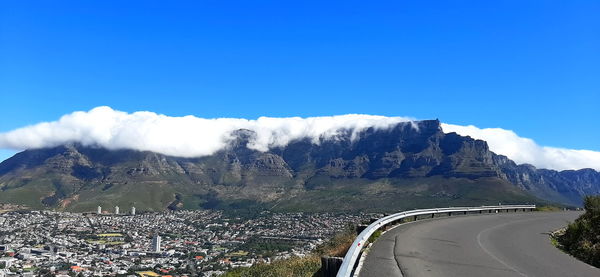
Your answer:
[0,119,598,212]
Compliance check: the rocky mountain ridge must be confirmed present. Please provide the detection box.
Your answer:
[0,119,598,212]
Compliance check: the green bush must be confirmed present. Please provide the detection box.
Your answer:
[558,195,600,267]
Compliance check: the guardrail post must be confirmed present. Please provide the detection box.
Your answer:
[357,224,368,235]
[413,215,418,221]
[321,256,343,277]
[431,213,435,218]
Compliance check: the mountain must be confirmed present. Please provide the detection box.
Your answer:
[0,119,598,212]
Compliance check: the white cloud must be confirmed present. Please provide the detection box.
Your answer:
[441,123,600,171]
[0,106,598,171]
[0,106,413,158]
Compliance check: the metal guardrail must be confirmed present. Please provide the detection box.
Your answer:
[337,204,536,277]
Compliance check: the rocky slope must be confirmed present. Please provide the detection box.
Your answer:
[0,120,597,212]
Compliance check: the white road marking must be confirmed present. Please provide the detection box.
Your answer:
[475,217,543,277]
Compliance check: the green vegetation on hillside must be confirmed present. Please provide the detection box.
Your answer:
[557,195,600,268]
[224,256,321,277]
[274,176,543,213]
[224,225,356,277]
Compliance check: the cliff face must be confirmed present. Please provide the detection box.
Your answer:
[495,158,600,206]
[0,119,597,211]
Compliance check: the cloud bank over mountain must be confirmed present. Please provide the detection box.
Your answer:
[0,106,598,171]
[0,106,413,157]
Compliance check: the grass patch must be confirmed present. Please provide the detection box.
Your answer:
[98,233,123,237]
[367,230,382,244]
[224,225,357,277]
[535,205,563,212]
[85,239,124,245]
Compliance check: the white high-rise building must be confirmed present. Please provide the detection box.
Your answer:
[97,206,102,214]
[152,233,161,252]
[131,206,136,215]
[115,206,119,215]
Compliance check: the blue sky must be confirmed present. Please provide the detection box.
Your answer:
[1,1,599,162]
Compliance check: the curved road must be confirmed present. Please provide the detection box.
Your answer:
[359,212,600,277]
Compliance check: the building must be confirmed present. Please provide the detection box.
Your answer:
[0,257,15,268]
[115,206,119,215]
[131,206,136,215]
[97,206,102,214]
[151,233,161,252]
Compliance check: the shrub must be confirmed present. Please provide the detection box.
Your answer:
[558,195,600,267]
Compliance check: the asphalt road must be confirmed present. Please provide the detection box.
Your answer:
[359,211,600,277]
